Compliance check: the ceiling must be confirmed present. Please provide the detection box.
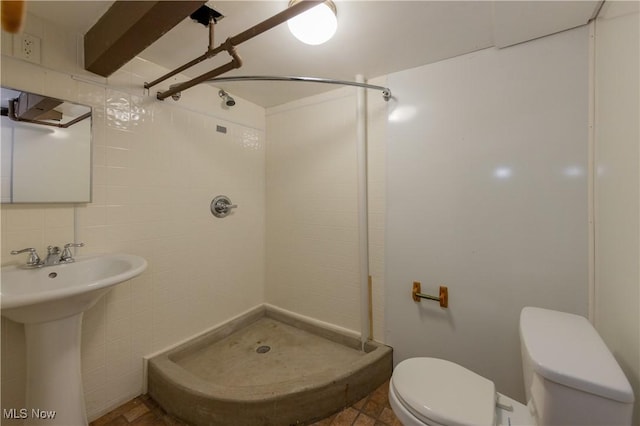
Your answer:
[25,1,601,107]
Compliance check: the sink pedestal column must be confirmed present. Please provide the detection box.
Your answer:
[25,313,87,426]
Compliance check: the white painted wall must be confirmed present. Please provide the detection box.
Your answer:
[1,12,266,422]
[594,1,640,422]
[385,27,590,401]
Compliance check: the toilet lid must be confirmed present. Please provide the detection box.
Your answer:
[392,358,496,426]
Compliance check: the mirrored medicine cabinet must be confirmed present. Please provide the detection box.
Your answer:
[1,86,92,203]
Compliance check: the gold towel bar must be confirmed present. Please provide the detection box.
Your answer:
[412,282,448,308]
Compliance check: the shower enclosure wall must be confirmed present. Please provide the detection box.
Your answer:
[145,76,392,426]
[265,81,388,342]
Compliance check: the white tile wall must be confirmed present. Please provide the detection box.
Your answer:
[265,89,360,333]
[1,13,265,421]
[265,84,387,341]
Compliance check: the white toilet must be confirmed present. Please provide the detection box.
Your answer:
[389,307,635,425]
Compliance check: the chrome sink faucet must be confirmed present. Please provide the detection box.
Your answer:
[45,246,62,266]
[11,242,84,268]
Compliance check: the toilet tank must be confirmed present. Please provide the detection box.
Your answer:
[520,307,634,425]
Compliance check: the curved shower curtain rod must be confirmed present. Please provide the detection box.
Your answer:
[207,75,392,101]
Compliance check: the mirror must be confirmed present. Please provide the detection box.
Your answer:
[1,87,92,203]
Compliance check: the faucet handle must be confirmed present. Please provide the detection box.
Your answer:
[61,242,84,262]
[210,195,238,218]
[63,242,85,249]
[10,248,42,266]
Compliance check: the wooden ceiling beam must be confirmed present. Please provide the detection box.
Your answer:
[84,0,206,77]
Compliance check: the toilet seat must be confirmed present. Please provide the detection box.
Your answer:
[391,358,496,426]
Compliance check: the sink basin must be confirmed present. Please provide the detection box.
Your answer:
[0,253,147,426]
[1,254,147,324]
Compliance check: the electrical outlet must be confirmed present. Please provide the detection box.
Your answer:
[13,33,41,64]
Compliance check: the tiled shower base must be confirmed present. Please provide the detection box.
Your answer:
[147,306,393,426]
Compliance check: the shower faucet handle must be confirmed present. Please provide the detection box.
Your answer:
[211,195,238,218]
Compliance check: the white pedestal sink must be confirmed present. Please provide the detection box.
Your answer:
[1,254,147,426]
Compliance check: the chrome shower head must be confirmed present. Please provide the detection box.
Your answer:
[218,89,235,107]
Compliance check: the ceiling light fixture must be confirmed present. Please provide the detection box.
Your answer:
[287,0,337,46]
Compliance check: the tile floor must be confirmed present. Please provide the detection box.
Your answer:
[90,380,401,426]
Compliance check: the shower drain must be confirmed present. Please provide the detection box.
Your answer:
[256,345,271,354]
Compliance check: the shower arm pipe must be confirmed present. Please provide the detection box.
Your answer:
[145,0,324,94]
[156,43,243,101]
[208,75,392,101]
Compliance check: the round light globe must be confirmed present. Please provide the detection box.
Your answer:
[288,2,337,46]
